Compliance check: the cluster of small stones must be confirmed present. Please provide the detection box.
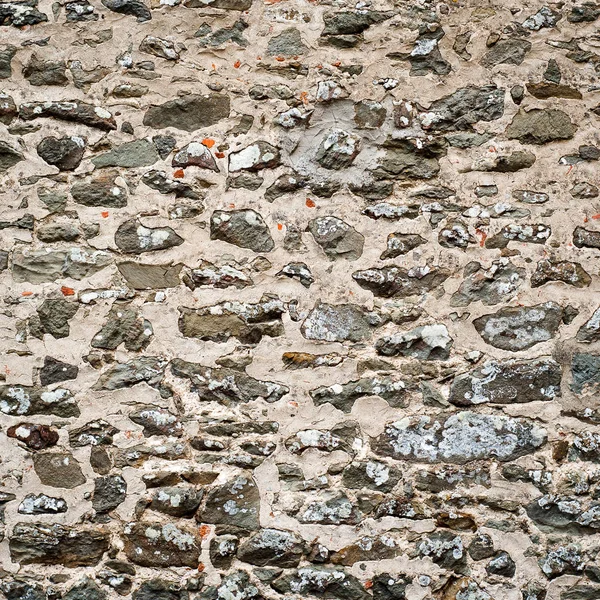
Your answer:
[3,0,600,599]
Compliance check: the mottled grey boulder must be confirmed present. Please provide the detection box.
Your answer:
[380,233,426,259]
[0,140,23,171]
[310,377,408,412]
[143,94,230,131]
[342,460,401,493]
[170,358,289,404]
[211,209,274,252]
[146,486,202,517]
[449,358,561,406]
[71,171,127,207]
[92,302,153,351]
[531,259,591,288]
[92,139,159,168]
[315,129,360,169]
[178,294,285,344]
[237,528,305,567]
[373,412,547,464]
[353,265,449,298]
[419,85,505,131]
[101,0,150,20]
[124,522,201,567]
[34,299,79,338]
[506,109,577,144]
[451,260,525,306]
[39,356,78,386]
[172,142,218,171]
[9,523,109,566]
[37,136,85,170]
[481,38,532,67]
[301,302,381,342]
[20,101,116,130]
[129,405,182,437]
[473,302,564,351]
[376,324,453,360]
[228,141,280,171]
[93,475,127,513]
[118,262,183,290]
[285,422,360,455]
[267,28,306,56]
[139,35,179,59]
[115,219,183,254]
[308,216,364,260]
[272,567,369,600]
[0,385,78,417]
[93,356,168,391]
[18,494,67,515]
[33,452,85,488]
[571,354,600,393]
[23,54,67,86]
[196,473,260,530]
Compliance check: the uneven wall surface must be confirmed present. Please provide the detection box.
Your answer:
[1,0,600,598]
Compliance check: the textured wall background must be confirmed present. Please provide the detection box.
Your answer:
[0,0,600,599]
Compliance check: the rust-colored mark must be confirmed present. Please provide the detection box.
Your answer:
[305,198,316,208]
[61,286,75,296]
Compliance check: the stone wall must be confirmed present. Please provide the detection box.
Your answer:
[0,0,599,599]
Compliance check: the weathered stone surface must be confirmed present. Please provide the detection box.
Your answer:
[171,358,289,404]
[196,473,260,530]
[531,260,591,288]
[7,422,60,449]
[481,39,532,67]
[237,528,304,567]
[373,412,547,464]
[115,219,184,254]
[143,94,230,131]
[375,324,453,360]
[33,452,85,488]
[178,295,284,344]
[211,209,274,252]
[91,301,153,351]
[118,262,182,289]
[272,567,369,600]
[0,140,23,171]
[20,101,116,130]
[172,142,218,171]
[0,385,79,417]
[9,523,109,566]
[315,129,360,170]
[37,136,85,171]
[308,216,364,261]
[92,139,159,168]
[94,356,167,391]
[449,358,561,405]
[301,302,381,342]
[93,474,127,512]
[506,109,577,144]
[473,302,564,351]
[228,141,280,172]
[124,522,201,567]
[71,171,127,207]
[310,376,407,412]
[353,265,449,298]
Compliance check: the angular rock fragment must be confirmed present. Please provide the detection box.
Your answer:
[142,170,201,199]
[18,494,67,515]
[473,302,564,351]
[71,171,127,208]
[93,356,167,391]
[342,460,401,493]
[186,260,252,289]
[9,523,109,566]
[481,39,532,67]
[237,528,304,567]
[143,94,230,132]
[574,226,600,249]
[374,412,547,464]
[23,55,67,86]
[571,181,599,198]
[33,452,85,488]
[92,302,153,351]
[0,140,23,172]
[118,262,182,290]
[270,257,311,285]
[0,92,17,124]
[129,405,182,437]
[272,567,369,600]
[380,233,426,259]
[527,82,582,99]
[146,486,203,517]
[267,28,306,57]
[301,302,381,342]
[171,358,289,404]
[172,142,218,171]
[297,493,362,525]
[92,139,159,168]
[101,0,150,21]
[506,109,577,144]
[438,220,474,249]
[308,216,364,261]
[532,259,591,288]
[211,209,274,252]
[139,35,179,60]
[321,10,392,48]
[228,141,280,171]
[486,223,551,248]
[285,422,360,456]
[451,260,525,306]
[576,307,600,342]
[449,358,562,406]
[69,420,119,447]
[376,138,445,180]
[196,474,259,530]
[310,376,407,412]
[37,136,85,171]
[93,475,127,513]
[115,219,183,254]
[34,299,79,338]
[179,295,284,344]
[124,522,200,567]
[375,324,453,360]
[419,85,505,131]
[7,423,59,450]
[315,129,360,170]
[20,101,116,130]
[0,385,79,418]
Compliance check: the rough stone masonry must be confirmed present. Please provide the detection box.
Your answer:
[2,0,600,599]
